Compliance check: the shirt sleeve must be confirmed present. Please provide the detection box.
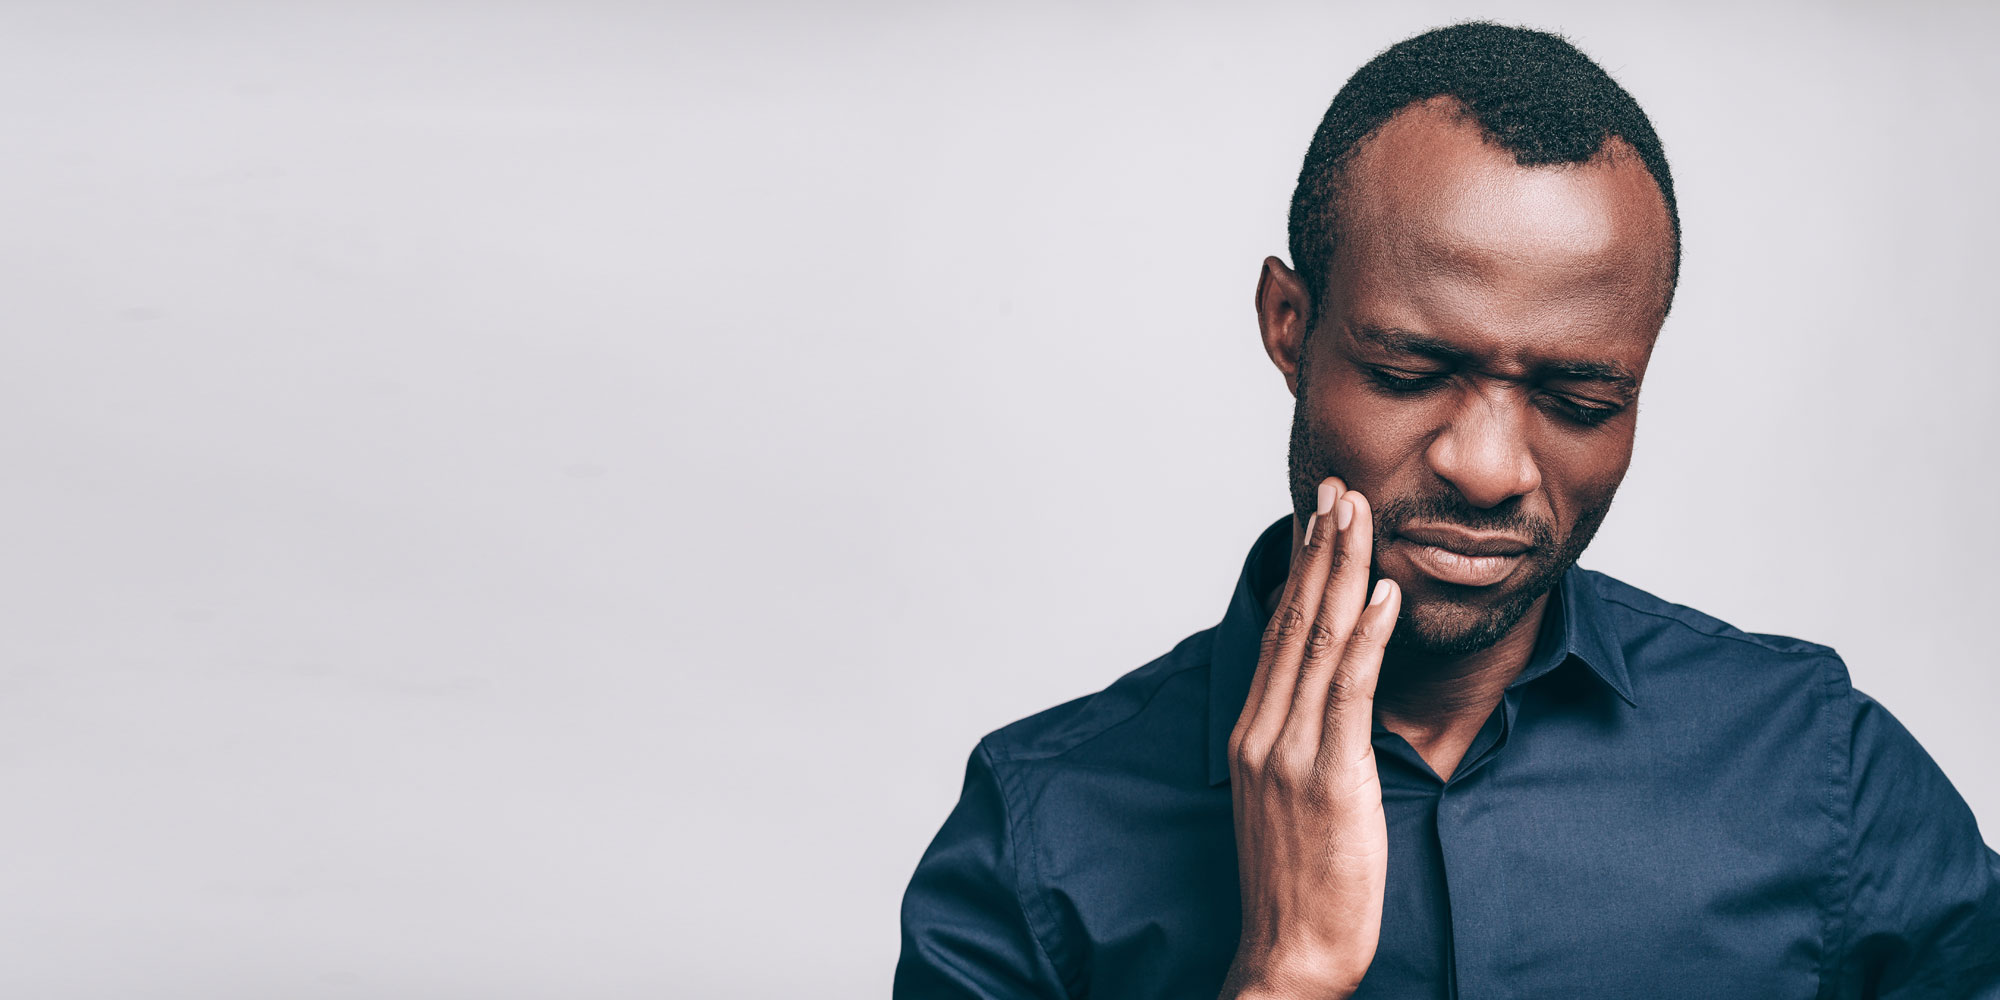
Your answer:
[1835,687,2000,998]
[894,742,1069,1000]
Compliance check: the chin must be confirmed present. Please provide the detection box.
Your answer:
[1386,582,1546,657]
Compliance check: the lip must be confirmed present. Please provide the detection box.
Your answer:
[1394,524,1532,556]
[1390,524,1534,588]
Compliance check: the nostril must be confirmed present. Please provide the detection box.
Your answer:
[1423,422,1540,509]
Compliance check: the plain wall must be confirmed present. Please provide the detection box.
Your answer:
[1,2,1994,997]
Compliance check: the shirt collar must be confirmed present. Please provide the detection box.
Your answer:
[1205,514,1637,786]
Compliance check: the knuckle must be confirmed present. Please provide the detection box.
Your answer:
[1257,633,1284,666]
[1333,527,1364,568]
[1347,620,1380,649]
[1328,668,1364,702]
[1264,762,1297,795]
[1304,618,1340,659]
[1261,751,1296,789]
[1268,602,1307,642]
[1230,737,1264,774]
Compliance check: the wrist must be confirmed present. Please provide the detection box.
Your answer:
[1219,954,1363,1000]
[1222,985,1356,1000]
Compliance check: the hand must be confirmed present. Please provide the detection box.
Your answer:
[1218,479,1401,1000]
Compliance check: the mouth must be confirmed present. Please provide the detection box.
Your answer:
[1389,524,1534,588]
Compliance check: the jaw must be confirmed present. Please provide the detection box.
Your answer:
[1386,577,1548,657]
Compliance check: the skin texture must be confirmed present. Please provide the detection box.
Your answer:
[1223,482,1399,1000]
[1222,97,1675,999]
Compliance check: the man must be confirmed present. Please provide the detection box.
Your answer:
[894,22,2000,1000]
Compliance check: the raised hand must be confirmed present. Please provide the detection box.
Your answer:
[1218,479,1401,1000]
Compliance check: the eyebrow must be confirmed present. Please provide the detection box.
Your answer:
[1351,325,1637,388]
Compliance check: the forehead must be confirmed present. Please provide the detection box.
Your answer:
[1328,98,1675,357]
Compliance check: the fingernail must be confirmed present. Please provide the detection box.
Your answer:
[1370,578,1393,606]
[1302,513,1318,546]
[1316,480,1339,515]
[1336,496,1355,532]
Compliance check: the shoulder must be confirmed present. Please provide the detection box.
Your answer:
[1564,567,1872,767]
[1575,567,1852,699]
[1579,566,1840,661]
[1831,672,2000,987]
[976,627,1215,772]
[1843,684,1981,827]
[1574,569,1977,801]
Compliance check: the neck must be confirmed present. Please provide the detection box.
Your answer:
[1273,516,1550,778]
[1369,594,1546,729]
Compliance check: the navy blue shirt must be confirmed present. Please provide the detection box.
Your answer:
[895,515,2000,999]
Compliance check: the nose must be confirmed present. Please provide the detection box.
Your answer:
[1423,388,1543,509]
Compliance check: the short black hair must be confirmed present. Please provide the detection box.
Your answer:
[1288,21,1680,319]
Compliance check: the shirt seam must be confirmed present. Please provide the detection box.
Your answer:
[1596,592,1835,657]
[981,739,1078,999]
[984,647,1210,767]
[1815,654,1853,999]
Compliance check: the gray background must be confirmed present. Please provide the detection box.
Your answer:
[2,2,1995,997]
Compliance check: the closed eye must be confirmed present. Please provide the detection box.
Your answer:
[1541,394,1624,427]
[1366,365,1628,428]
[1366,367,1449,393]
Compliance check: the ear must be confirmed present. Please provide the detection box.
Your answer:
[1255,256,1314,398]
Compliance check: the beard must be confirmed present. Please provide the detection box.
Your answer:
[1286,374,1616,657]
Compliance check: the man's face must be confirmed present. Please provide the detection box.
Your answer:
[1276,99,1675,656]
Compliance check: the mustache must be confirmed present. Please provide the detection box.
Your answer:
[1371,492,1557,548]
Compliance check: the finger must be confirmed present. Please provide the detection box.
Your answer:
[1237,478,1343,747]
[1277,489,1377,748]
[1232,478,1343,757]
[1322,576,1400,764]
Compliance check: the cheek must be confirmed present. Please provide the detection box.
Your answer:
[1536,433,1634,526]
[1308,370,1445,488]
